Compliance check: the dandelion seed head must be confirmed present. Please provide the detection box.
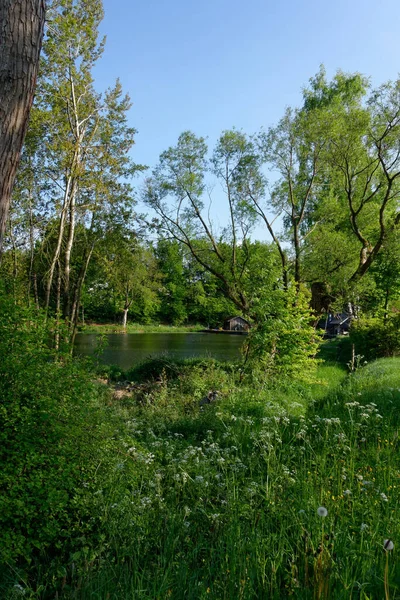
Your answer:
[317,506,328,517]
[384,539,394,551]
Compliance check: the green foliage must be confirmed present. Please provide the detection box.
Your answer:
[350,314,400,360]
[155,239,188,324]
[0,292,139,588]
[244,287,321,382]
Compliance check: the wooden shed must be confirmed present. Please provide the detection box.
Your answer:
[223,316,250,332]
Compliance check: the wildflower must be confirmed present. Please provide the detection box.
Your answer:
[384,539,394,551]
[362,480,373,487]
[298,509,306,515]
[343,489,352,496]
[380,493,388,502]
[317,506,328,517]
[360,523,368,532]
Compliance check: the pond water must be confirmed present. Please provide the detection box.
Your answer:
[74,333,245,369]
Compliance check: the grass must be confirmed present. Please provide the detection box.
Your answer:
[75,354,400,598]
[4,341,400,599]
[78,322,205,334]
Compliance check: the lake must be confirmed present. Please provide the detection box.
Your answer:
[74,332,244,369]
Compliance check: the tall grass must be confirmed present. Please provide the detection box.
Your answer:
[3,325,400,599]
[72,355,400,599]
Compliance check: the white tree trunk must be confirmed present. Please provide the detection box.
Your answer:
[122,308,129,331]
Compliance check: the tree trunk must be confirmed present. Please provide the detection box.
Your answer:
[122,307,129,331]
[63,180,78,320]
[45,174,73,311]
[55,260,62,350]
[0,0,46,258]
[27,188,39,308]
[384,288,390,323]
[69,244,94,348]
[293,220,301,292]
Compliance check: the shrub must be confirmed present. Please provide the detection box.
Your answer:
[244,287,321,382]
[0,293,137,588]
[350,314,400,360]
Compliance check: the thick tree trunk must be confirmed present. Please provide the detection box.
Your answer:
[0,0,46,257]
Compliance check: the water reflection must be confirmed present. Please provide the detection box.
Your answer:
[74,333,244,369]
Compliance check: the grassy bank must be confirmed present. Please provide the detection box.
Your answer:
[82,356,400,599]
[2,322,400,599]
[78,323,205,334]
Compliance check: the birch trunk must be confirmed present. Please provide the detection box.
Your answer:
[122,307,129,331]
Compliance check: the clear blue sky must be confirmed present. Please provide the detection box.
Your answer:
[93,0,400,234]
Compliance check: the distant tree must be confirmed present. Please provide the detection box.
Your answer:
[155,239,188,324]
[144,131,267,315]
[0,0,46,257]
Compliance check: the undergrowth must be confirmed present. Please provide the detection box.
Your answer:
[1,298,399,599]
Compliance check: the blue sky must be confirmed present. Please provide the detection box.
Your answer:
[93,0,400,235]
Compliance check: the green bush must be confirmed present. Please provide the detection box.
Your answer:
[244,288,321,382]
[0,293,138,592]
[350,314,400,360]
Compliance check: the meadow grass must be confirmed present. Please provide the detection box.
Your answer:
[65,352,400,600]
[4,336,400,599]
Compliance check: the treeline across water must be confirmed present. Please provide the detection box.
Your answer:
[1,0,400,345]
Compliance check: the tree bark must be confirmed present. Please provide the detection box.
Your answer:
[0,0,46,258]
[122,307,129,331]
[70,243,94,348]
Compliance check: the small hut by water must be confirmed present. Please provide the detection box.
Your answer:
[223,316,250,332]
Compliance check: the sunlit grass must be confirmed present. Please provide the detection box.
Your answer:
[78,322,204,334]
[64,356,400,600]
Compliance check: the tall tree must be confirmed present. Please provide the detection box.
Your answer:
[144,131,263,315]
[0,0,46,257]
[7,0,143,334]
